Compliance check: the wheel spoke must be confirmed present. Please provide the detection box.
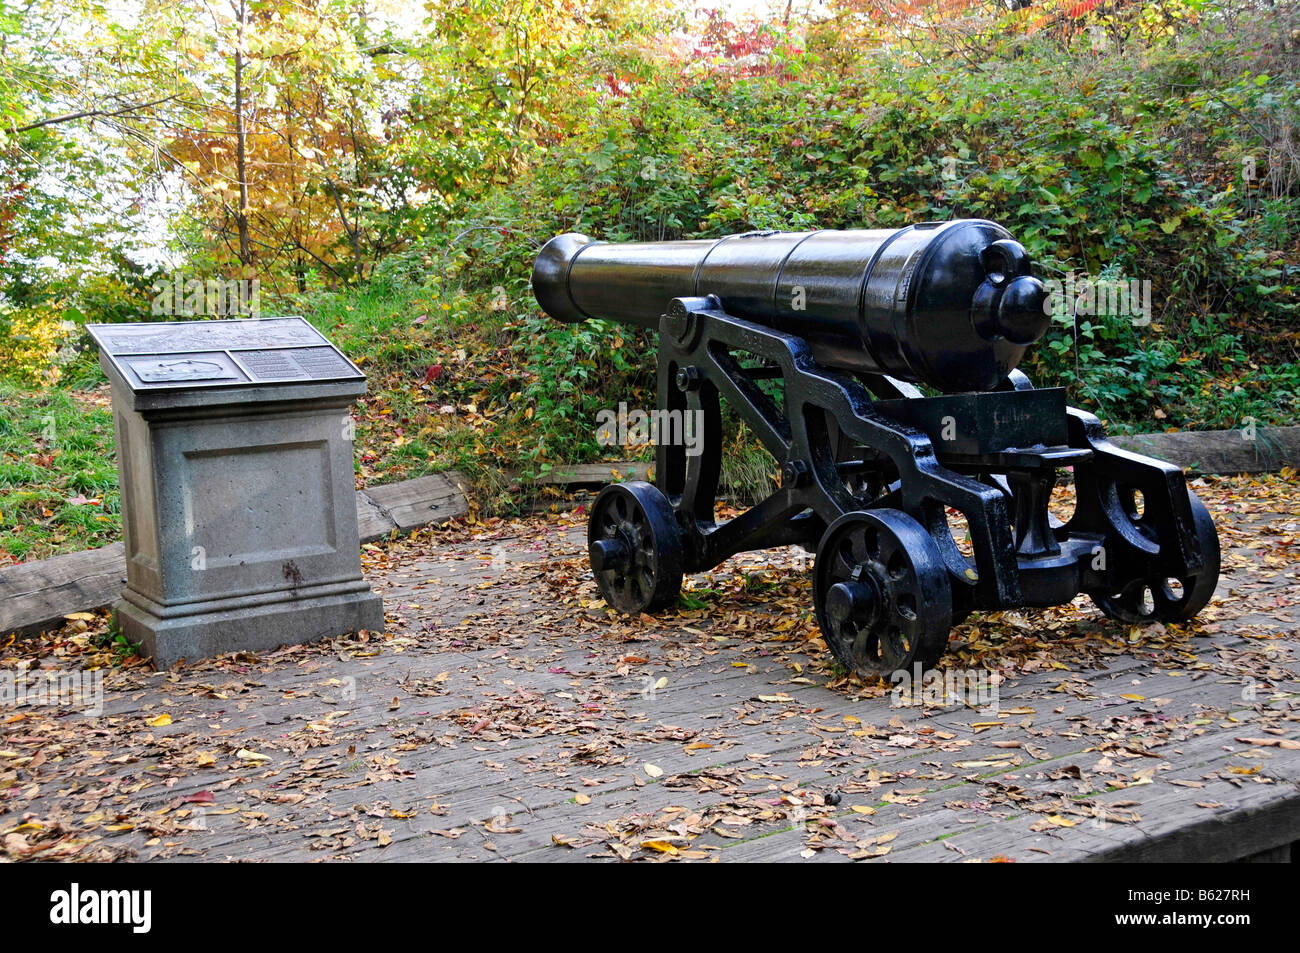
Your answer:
[836,538,857,578]
[859,527,880,562]
[850,625,872,665]
[878,626,906,670]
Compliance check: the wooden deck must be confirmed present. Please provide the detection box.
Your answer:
[2,475,1297,862]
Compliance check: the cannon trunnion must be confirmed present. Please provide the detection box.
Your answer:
[533,223,1220,678]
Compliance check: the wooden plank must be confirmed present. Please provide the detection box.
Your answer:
[538,462,653,485]
[361,472,469,531]
[1088,776,1300,863]
[0,543,127,639]
[354,489,396,543]
[1111,426,1300,475]
[157,606,1274,862]
[0,472,471,638]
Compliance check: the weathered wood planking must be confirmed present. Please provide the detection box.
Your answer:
[361,472,470,532]
[0,542,128,638]
[0,471,469,638]
[4,481,1298,864]
[538,462,654,485]
[1110,426,1300,476]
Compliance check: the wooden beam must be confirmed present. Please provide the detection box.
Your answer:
[1,472,468,639]
[1111,426,1300,475]
[535,462,654,485]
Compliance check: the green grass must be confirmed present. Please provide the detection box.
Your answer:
[287,281,558,507]
[0,382,120,562]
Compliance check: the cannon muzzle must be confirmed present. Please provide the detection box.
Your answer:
[532,221,1049,393]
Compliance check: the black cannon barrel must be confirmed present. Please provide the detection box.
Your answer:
[532,220,1050,393]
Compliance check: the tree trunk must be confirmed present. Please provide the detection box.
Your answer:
[233,0,252,268]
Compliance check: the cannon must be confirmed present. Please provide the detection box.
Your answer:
[532,221,1221,677]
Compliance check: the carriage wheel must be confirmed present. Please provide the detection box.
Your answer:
[587,481,685,615]
[813,509,953,678]
[1090,490,1220,624]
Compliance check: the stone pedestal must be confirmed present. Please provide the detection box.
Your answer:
[88,318,385,668]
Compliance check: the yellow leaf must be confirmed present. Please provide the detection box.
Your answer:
[574,794,591,805]
[641,840,678,854]
[643,764,664,778]
[148,713,172,727]
[1120,694,1145,701]
[236,749,271,762]
[850,805,876,815]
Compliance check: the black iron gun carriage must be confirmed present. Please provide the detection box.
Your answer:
[531,220,1221,677]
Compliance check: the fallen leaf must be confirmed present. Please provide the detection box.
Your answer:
[1235,737,1300,750]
